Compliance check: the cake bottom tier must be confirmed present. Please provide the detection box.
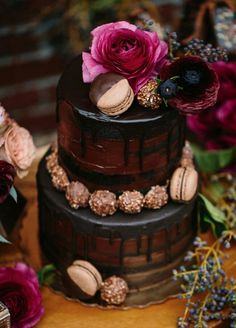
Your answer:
[37,155,197,307]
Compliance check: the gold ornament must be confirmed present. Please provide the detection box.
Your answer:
[66,181,90,209]
[144,185,168,209]
[100,276,129,305]
[137,80,162,110]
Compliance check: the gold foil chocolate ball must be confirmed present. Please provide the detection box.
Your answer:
[46,151,58,174]
[89,190,117,217]
[51,165,69,191]
[66,181,90,209]
[100,276,129,305]
[144,185,168,209]
[137,80,162,110]
[118,190,144,214]
[170,167,198,203]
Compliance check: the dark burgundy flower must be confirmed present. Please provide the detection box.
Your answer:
[160,56,220,114]
[0,263,44,328]
[216,99,236,134]
[0,160,16,204]
[211,61,236,105]
[187,61,236,151]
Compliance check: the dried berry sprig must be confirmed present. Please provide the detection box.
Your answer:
[183,38,228,62]
[174,231,236,327]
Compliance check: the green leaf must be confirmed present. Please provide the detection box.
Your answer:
[0,234,10,243]
[203,215,226,238]
[38,264,56,286]
[170,75,180,81]
[198,193,227,237]
[9,186,17,203]
[191,144,236,173]
[199,194,225,223]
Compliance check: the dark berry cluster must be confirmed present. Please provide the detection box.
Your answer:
[167,32,181,55]
[184,38,228,62]
[174,232,236,327]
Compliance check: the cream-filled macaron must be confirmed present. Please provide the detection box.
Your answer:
[170,167,198,203]
[89,73,134,116]
[67,260,102,298]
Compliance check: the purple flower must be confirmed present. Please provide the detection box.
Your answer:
[82,21,168,94]
[0,263,44,328]
[160,56,219,114]
[187,61,236,150]
[0,160,16,204]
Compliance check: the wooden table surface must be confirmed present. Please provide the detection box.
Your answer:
[0,147,234,327]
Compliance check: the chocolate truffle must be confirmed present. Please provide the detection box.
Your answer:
[100,276,129,305]
[118,191,144,214]
[144,185,168,209]
[66,181,90,209]
[89,190,117,217]
[51,165,69,191]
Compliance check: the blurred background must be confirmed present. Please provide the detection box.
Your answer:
[0,0,235,146]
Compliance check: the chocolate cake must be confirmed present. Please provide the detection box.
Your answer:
[57,57,186,192]
[37,55,197,306]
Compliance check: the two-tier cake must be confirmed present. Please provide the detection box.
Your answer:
[37,21,220,307]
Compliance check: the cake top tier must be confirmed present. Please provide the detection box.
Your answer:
[56,55,185,193]
[57,56,172,126]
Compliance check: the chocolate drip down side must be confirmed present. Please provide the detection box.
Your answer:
[56,55,186,193]
[57,103,185,192]
[38,155,197,291]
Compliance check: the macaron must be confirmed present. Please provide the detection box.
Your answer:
[89,73,134,116]
[170,167,198,203]
[66,260,102,299]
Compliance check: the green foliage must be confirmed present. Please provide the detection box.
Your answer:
[198,193,227,237]
[191,144,236,173]
[38,264,56,286]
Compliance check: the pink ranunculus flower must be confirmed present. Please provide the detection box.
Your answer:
[82,21,168,94]
[0,262,44,328]
[3,124,36,178]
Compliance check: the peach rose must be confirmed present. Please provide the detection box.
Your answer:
[4,124,36,178]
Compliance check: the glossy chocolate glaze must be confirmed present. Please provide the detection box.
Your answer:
[38,154,196,292]
[57,56,186,192]
[39,56,196,301]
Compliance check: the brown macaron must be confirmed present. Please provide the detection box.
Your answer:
[67,260,102,299]
[89,73,134,116]
[170,167,198,203]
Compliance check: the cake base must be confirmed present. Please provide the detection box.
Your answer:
[37,153,197,307]
[47,269,181,309]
